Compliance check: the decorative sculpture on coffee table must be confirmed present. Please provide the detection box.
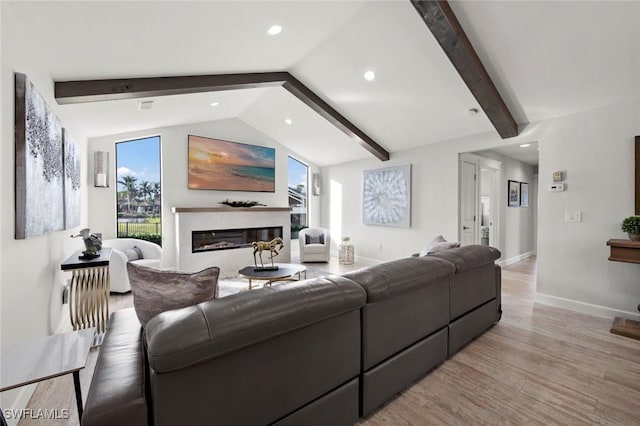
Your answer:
[71,228,102,259]
[252,237,284,271]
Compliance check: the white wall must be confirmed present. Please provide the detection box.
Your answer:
[88,119,320,268]
[1,6,89,420]
[321,133,506,261]
[322,97,640,320]
[536,98,640,319]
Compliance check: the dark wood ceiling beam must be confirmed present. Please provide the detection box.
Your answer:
[54,72,289,104]
[55,72,390,161]
[284,76,389,160]
[410,0,519,139]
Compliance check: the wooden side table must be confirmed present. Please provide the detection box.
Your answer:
[606,239,640,339]
[0,328,95,423]
[61,248,112,336]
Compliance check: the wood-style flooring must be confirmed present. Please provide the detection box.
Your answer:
[18,256,640,425]
[361,257,640,425]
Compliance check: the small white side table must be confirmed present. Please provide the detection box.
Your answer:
[339,244,355,265]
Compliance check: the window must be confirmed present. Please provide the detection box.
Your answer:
[288,156,308,239]
[116,136,161,245]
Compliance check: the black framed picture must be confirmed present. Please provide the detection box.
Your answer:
[508,180,520,207]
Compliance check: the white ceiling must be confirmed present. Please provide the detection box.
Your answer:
[4,1,639,167]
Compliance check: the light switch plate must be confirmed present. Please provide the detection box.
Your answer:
[565,211,582,222]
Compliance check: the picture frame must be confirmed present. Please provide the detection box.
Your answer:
[363,164,411,227]
[508,180,520,207]
[15,73,65,239]
[188,134,276,192]
[520,182,530,208]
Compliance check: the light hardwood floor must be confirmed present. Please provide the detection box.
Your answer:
[19,256,640,425]
[362,257,640,425]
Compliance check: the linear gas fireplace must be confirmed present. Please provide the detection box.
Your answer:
[192,226,283,253]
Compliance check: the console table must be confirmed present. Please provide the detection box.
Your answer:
[606,239,640,339]
[61,248,112,337]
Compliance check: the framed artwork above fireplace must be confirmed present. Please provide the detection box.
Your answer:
[188,134,275,192]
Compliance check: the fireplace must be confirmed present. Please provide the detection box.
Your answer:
[173,206,291,277]
[192,226,283,253]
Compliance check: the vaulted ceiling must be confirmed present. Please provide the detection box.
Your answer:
[4,1,639,166]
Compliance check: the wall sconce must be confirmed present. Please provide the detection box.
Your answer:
[94,151,109,188]
[312,173,321,196]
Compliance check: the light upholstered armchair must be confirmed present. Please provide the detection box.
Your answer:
[298,228,330,263]
[102,238,163,293]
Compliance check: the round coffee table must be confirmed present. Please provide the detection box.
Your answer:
[238,263,307,290]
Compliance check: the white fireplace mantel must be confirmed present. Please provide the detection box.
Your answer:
[173,206,291,277]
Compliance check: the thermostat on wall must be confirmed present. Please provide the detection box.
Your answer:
[549,183,565,192]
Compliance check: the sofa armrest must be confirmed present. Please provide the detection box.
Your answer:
[133,239,162,259]
[108,248,131,293]
[144,275,366,373]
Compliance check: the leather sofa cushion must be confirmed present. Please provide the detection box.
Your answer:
[144,275,366,373]
[343,256,454,302]
[82,308,147,426]
[428,245,501,272]
[449,263,497,320]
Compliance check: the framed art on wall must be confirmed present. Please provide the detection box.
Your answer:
[520,182,530,208]
[363,164,411,227]
[188,134,275,192]
[63,129,81,229]
[508,180,520,207]
[15,73,65,239]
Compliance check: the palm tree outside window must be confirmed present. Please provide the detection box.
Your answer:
[115,136,162,245]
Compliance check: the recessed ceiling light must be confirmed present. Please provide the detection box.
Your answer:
[520,143,531,148]
[363,70,376,81]
[210,102,220,107]
[267,25,282,36]
[284,118,293,125]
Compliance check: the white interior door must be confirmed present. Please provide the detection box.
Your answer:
[479,167,499,247]
[460,160,477,246]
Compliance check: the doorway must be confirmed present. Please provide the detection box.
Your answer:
[459,153,502,250]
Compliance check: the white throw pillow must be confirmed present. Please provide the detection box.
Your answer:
[419,235,460,256]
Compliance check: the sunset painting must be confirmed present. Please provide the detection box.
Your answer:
[188,135,276,192]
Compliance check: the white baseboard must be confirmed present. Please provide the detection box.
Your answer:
[497,250,535,267]
[535,292,640,321]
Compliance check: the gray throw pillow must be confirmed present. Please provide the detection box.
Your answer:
[305,234,325,245]
[127,263,220,326]
[123,248,139,261]
[132,245,144,259]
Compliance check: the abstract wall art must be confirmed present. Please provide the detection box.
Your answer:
[63,129,81,228]
[363,164,411,228]
[15,73,65,239]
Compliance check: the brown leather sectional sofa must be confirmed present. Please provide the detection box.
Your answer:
[82,245,501,426]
